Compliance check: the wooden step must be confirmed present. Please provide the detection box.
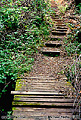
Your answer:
[27,80,67,83]
[14,97,74,103]
[20,77,67,80]
[11,91,64,96]
[12,107,73,113]
[12,101,73,106]
[14,96,71,99]
[28,89,70,94]
[45,41,63,47]
[53,29,67,32]
[56,26,68,29]
[41,47,60,56]
[56,24,66,26]
[27,81,67,83]
[53,20,64,24]
[28,88,70,92]
[27,86,69,91]
[12,110,72,119]
[52,31,66,35]
[27,89,66,93]
[28,82,71,86]
[50,35,66,41]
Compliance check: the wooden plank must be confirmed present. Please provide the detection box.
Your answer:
[55,29,67,31]
[19,77,67,80]
[27,81,68,84]
[14,98,74,103]
[11,91,64,96]
[27,80,67,82]
[12,107,73,113]
[41,47,60,53]
[12,111,72,116]
[12,101,73,106]
[20,77,67,80]
[18,77,58,79]
[52,31,66,35]
[14,96,71,98]
[28,90,63,92]
[50,35,66,39]
[45,41,63,47]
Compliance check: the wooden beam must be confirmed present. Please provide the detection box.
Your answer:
[11,91,65,96]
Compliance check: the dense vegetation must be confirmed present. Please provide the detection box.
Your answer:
[0,0,53,96]
[0,0,53,116]
[64,1,81,81]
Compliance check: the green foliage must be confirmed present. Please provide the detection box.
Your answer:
[0,0,52,97]
[65,41,81,56]
[75,3,81,14]
[58,4,68,14]
[64,19,81,56]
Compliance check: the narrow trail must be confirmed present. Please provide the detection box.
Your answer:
[11,0,74,119]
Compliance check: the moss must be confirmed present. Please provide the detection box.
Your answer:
[12,107,18,111]
[15,79,26,91]
[51,104,57,106]
[66,82,72,86]
[12,102,41,106]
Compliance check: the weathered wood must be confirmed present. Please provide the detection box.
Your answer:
[45,41,63,47]
[41,47,60,56]
[18,77,66,79]
[55,23,66,26]
[14,97,74,103]
[14,96,71,98]
[50,35,66,39]
[52,31,66,35]
[54,29,67,31]
[27,81,68,84]
[12,107,73,113]
[11,91,64,95]
[41,47,60,52]
[12,101,73,106]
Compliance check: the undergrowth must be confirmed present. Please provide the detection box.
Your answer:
[0,0,53,114]
[64,2,81,82]
[64,3,81,56]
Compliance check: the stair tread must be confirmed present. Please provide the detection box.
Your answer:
[14,97,74,103]
[13,111,72,118]
[28,89,65,92]
[52,31,66,33]
[45,41,63,45]
[27,81,67,83]
[52,31,66,35]
[21,77,67,79]
[12,107,73,112]
[14,96,71,98]
[54,29,67,31]
[27,81,68,83]
[11,91,64,95]
[50,35,66,38]
[12,101,73,106]
[41,47,60,52]
[29,87,69,90]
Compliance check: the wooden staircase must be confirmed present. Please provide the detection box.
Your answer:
[11,1,74,119]
[11,77,74,119]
